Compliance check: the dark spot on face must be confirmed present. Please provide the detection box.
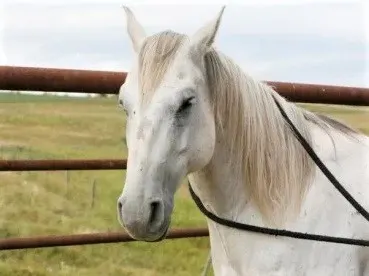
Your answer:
[178,72,185,80]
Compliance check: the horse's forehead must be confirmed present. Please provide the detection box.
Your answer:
[166,62,199,85]
[147,60,197,90]
[126,52,203,112]
[168,54,205,83]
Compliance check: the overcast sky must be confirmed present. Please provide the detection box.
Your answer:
[0,0,368,87]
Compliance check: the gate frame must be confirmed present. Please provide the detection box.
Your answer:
[0,65,368,250]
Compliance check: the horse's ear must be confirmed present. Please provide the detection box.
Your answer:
[122,6,147,53]
[188,6,225,55]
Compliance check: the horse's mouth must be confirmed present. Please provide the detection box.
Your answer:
[146,223,170,243]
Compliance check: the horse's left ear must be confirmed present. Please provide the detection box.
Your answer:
[122,6,147,53]
[188,6,226,55]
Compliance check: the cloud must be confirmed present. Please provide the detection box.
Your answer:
[365,0,369,85]
[1,1,368,87]
[0,3,6,65]
[2,0,362,5]
[4,2,366,39]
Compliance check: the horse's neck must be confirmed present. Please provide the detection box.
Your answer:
[188,131,269,274]
[188,132,263,225]
[188,118,369,274]
[188,116,367,224]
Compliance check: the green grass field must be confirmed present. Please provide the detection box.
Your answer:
[0,92,368,275]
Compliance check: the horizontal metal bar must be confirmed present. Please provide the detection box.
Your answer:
[0,66,126,95]
[267,81,369,106]
[0,227,209,250]
[1,66,369,106]
[0,159,127,171]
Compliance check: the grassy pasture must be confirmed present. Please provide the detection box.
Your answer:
[0,92,368,275]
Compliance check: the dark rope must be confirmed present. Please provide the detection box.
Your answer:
[189,184,369,246]
[188,95,369,246]
[272,96,369,222]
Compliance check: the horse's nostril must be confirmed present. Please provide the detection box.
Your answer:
[117,199,124,219]
[149,201,160,224]
[148,200,164,232]
[117,199,125,227]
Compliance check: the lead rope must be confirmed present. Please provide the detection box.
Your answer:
[188,95,369,246]
[272,96,369,222]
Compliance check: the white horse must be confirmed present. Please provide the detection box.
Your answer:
[117,6,369,275]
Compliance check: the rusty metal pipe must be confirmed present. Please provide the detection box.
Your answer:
[0,66,126,95]
[0,159,127,171]
[1,66,369,106]
[0,228,209,250]
[267,81,369,106]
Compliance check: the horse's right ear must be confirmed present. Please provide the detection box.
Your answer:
[122,6,147,53]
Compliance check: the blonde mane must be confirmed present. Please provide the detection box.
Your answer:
[205,51,318,223]
[137,30,356,223]
[138,31,187,105]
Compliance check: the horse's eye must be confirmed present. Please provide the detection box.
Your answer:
[177,96,195,114]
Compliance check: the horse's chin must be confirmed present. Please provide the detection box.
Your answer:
[146,224,170,242]
[123,220,170,243]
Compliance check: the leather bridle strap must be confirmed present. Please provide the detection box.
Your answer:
[188,95,369,246]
